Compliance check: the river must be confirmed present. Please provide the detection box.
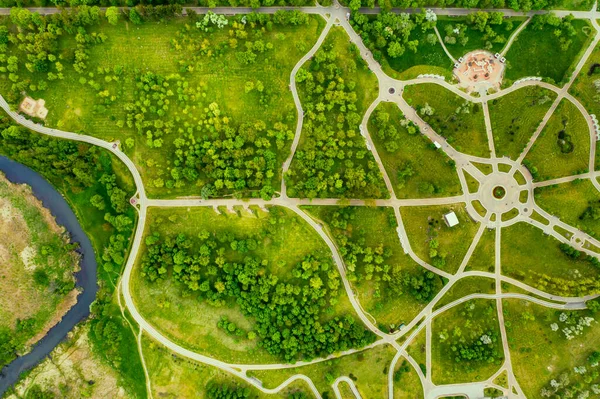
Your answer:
[0,155,98,397]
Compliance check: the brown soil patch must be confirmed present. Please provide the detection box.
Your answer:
[8,325,127,399]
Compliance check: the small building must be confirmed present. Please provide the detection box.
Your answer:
[19,96,48,119]
[444,211,459,227]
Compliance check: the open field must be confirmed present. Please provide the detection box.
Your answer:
[501,222,600,296]
[535,179,600,238]
[489,85,557,160]
[433,275,496,310]
[465,227,495,273]
[524,98,590,180]
[401,204,480,274]
[504,298,600,398]
[403,84,490,157]
[504,19,593,84]
[368,101,463,199]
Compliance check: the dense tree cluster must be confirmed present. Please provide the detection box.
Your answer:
[442,11,511,50]
[287,37,388,199]
[351,11,436,63]
[326,207,439,304]
[349,0,575,12]
[0,7,107,102]
[437,301,503,369]
[140,219,375,361]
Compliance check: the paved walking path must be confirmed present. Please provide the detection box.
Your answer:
[4,2,600,398]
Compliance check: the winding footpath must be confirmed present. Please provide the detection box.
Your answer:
[3,2,600,398]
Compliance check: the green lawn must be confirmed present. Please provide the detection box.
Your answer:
[368,101,463,199]
[466,227,495,273]
[501,222,600,296]
[504,299,600,398]
[400,204,480,274]
[489,86,557,160]
[403,84,490,157]
[4,16,325,199]
[142,334,295,399]
[248,344,397,399]
[302,205,441,330]
[535,179,600,238]
[406,329,426,371]
[504,19,593,84]
[524,99,590,180]
[437,17,524,59]
[434,276,496,310]
[131,206,359,364]
[394,357,425,399]
[431,299,504,384]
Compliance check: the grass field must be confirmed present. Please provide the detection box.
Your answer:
[368,101,463,199]
[4,16,325,199]
[504,19,593,84]
[142,334,298,399]
[504,298,600,398]
[248,344,397,399]
[466,227,495,272]
[436,17,524,59]
[524,99,590,180]
[433,276,496,310]
[400,204,480,274]
[489,86,557,160]
[302,205,440,330]
[130,205,362,364]
[403,84,490,157]
[431,298,504,384]
[535,179,600,238]
[501,222,600,296]
[406,329,427,371]
[394,357,425,399]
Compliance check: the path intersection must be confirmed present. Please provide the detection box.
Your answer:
[4,1,600,398]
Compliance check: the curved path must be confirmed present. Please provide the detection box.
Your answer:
[3,2,600,398]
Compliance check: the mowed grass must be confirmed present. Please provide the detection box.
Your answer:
[465,227,496,273]
[504,299,600,398]
[569,41,600,170]
[393,356,425,399]
[131,206,357,364]
[433,276,496,310]
[436,17,524,59]
[400,204,480,274]
[403,84,490,157]
[489,85,557,160]
[301,205,439,329]
[368,101,462,199]
[524,99,590,180]
[535,179,600,238]
[248,344,397,399]
[504,19,593,84]
[501,222,600,296]
[379,27,454,80]
[431,299,504,384]
[142,334,299,399]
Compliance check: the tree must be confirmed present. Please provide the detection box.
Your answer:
[129,8,143,25]
[106,7,120,25]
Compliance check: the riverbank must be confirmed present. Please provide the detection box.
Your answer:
[0,156,98,397]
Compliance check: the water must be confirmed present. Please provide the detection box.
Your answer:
[0,155,98,396]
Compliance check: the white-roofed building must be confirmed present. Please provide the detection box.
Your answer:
[444,211,459,227]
